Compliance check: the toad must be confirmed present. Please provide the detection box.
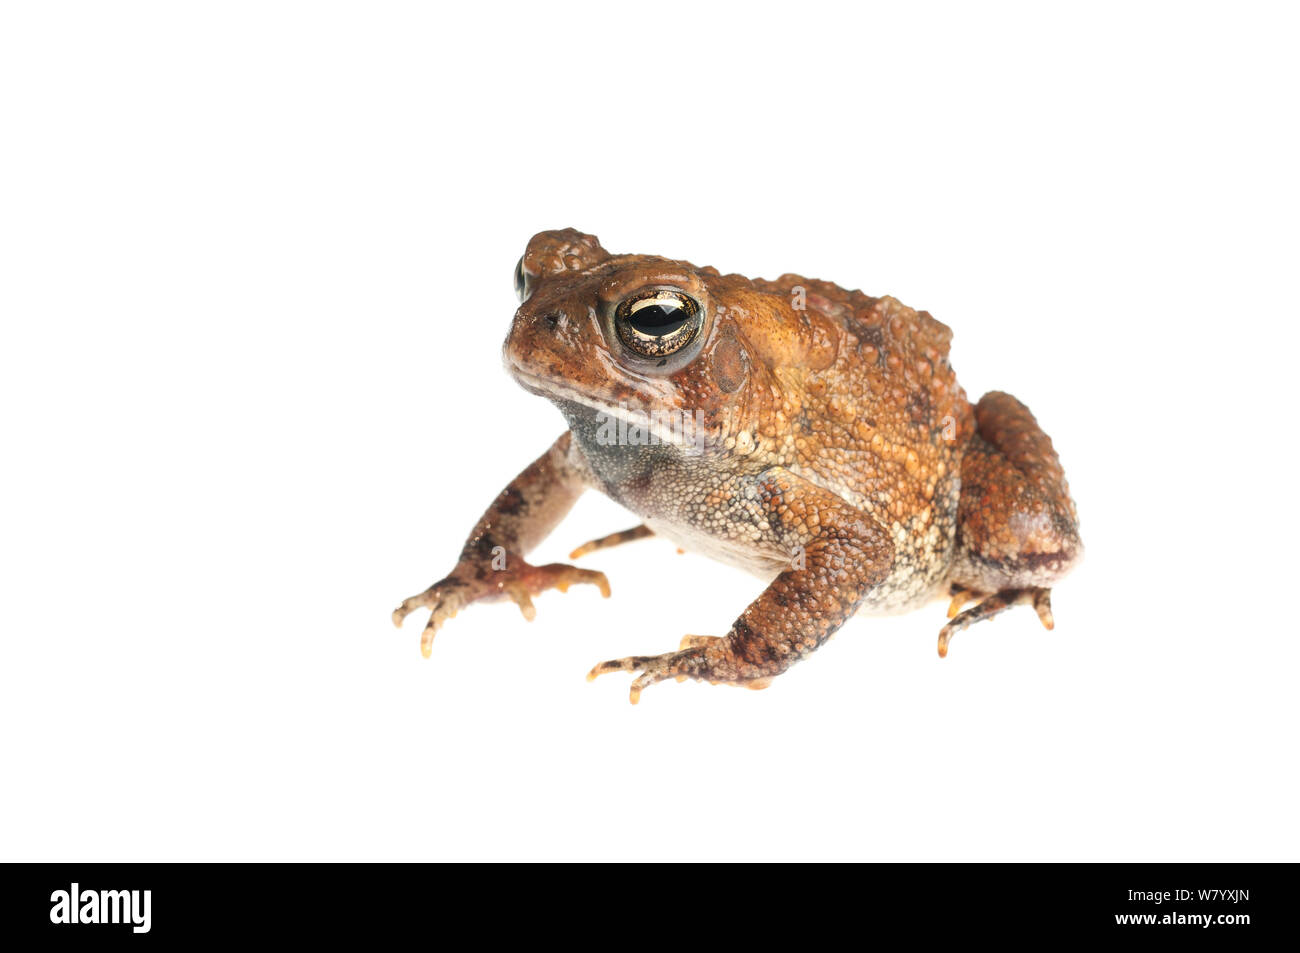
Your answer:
[394,229,1082,703]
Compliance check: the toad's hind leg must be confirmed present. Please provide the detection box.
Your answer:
[943,391,1081,657]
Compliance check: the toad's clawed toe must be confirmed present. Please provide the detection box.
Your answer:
[1031,588,1054,630]
[946,584,985,619]
[569,524,653,560]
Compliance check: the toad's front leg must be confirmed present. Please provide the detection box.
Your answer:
[588,467,894,703]
[393,432,609,657]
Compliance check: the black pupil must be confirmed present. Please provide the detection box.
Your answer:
[629,302,689,336]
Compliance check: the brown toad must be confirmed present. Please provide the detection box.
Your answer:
[394,229,1082,702]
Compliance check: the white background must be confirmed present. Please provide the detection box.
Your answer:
[2,2,1297,861]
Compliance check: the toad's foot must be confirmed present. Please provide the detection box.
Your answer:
[587,638,773,705]
[937,587,1054,658]
[393,560,610,658]
[569,524,653,560]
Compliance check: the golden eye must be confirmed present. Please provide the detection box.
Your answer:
[614,290,702,358]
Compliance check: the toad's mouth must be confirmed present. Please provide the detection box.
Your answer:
[507,367,705,450]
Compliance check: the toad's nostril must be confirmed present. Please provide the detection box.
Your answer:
[543,312,562,330]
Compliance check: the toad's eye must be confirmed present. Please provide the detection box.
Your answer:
[614,290,702,358]
[514,256,531,302]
